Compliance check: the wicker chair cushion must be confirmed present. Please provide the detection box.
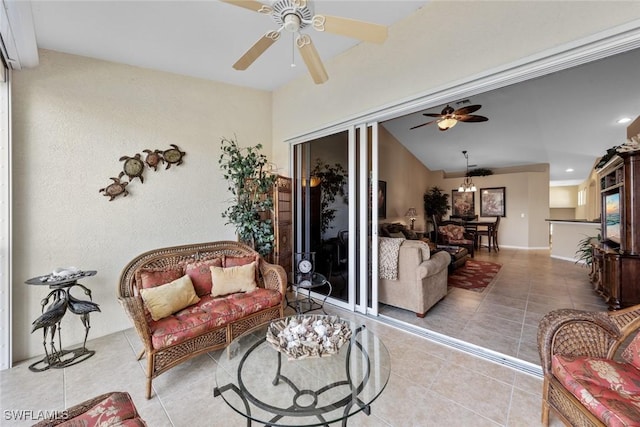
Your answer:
[57,392,140,427]
[552,354,640,426]
[184,257,223,296]
[135,267,183,290]
[148,289,281,350]
[622,330,640,370]
[112,418,147,426]
[439,224,465,240]
[210,262,258,297]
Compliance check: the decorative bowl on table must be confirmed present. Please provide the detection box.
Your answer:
[266,315,352,360]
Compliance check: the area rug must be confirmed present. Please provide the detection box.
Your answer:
[448,260,502,292]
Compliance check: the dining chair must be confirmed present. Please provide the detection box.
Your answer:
[477,216,500,252]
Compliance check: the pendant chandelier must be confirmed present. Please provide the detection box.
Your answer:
[458,150,477,192]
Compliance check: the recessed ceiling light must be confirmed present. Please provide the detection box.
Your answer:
[617,117,632,124]
[566,168,574,173]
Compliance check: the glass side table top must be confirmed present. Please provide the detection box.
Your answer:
[214,315,391,427]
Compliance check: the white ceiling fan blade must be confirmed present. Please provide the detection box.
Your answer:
[233,31,280,70]
[296,35,328,84]
[312,15,387,44]
[219,0,272,14]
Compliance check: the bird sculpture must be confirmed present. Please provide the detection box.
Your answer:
[67,284,101,351]
[31,289,68,365]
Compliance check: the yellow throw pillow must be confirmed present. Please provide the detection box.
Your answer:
[140,275,200,321]
[210,262,258,297]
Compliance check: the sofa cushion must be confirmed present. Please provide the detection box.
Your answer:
[135,267,183,290]
[58,392,140,427]
[140,275,200,321]
[148,290,281,350]
[552,354,640,427]
[210,262,258,297]
[622,330,640,370]
[184,257,223,296]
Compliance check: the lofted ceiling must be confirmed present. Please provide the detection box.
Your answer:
[25,1,640,185]
[381,46,640,186]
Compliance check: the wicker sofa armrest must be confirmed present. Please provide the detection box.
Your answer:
[537,308,624,375]
[118,295,153,350]
[259,260,287,296]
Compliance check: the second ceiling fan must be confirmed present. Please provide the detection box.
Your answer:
[221,0,388,84]
[410,103,489,131]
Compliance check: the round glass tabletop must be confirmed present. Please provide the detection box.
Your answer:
[214,315,391,426]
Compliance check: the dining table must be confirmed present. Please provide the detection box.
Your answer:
[464,220,498,252]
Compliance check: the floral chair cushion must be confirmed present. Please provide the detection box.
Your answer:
[148,289,281,350]
[439,224,466,241]
[622,330,640,370]
[552,354,640,427]
[184,257,223,296]
[58,392,142,427]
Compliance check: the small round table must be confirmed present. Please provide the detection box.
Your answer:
[214,315,390,426]
[25,270,99,372]
[289,273,332,315]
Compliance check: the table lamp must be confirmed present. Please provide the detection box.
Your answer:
[405,207,417,230]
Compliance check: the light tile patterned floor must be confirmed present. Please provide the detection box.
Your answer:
[380,248,608,365]
[0,248,589,426]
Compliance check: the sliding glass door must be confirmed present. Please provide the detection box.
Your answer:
[291,122,379,314]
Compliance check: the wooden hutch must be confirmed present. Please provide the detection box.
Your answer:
[591,118,640,310]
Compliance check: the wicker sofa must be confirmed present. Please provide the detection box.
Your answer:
[537,305,640,426]
[117,241,287,399]
[378,239,450,317]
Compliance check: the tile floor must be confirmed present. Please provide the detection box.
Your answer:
[379,247,608,365]
[0,248,596,426]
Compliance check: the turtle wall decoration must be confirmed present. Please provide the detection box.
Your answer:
[99,145,186,201]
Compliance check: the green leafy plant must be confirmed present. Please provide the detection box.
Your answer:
[423,186,450,221]
[219,137,277,256]
[311,159,348,236]
[575,232,601,267]
[467,168,493,177]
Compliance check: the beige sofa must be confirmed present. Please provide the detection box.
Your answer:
[378,240,450,317]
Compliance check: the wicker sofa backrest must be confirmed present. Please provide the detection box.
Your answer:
[118,240,260,299]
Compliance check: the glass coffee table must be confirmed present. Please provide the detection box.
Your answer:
[214,315,390,426]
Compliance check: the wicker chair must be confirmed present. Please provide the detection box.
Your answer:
[537,304,640,426]
[33,392,144,426]
[118,241,287,399]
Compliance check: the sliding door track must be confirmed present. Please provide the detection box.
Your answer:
[372,314,543,378]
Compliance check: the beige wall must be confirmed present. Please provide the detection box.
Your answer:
[11,50,272,361]
[550,186,578,208]
[429,169,550,249]
[378,126,431,231]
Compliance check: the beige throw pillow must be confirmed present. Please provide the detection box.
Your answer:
[210,262,258,297]
[140,275,200,321]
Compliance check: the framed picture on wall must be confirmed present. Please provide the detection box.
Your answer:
[378,180,387,219]
[480,187,506,217]
[451,191,475,218]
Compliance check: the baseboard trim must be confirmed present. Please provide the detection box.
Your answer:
[373,313,543,379]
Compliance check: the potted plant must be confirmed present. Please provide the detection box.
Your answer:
[311,159,348,237]
[424,186,450,223]
[575,232,601,267]
[218,137,277,257]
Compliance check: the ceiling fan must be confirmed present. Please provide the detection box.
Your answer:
[220,0,388,84]
[410,103,489,131]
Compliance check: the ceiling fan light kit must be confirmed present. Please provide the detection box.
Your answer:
[221,0,388,84]
[410,103,489,131]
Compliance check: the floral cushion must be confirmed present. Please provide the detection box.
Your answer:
[184,257,223,296]
[148,289,281,350]
[622,330,640,370]
[135,267,183,290]
[114,418,147,426]
[58,392,141,427]
[439,224,466,240]
[552,354,640,426]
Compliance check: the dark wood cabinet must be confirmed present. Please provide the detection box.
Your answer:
[592,151,640,310]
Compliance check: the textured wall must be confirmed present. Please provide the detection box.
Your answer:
[11,50,272,361]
